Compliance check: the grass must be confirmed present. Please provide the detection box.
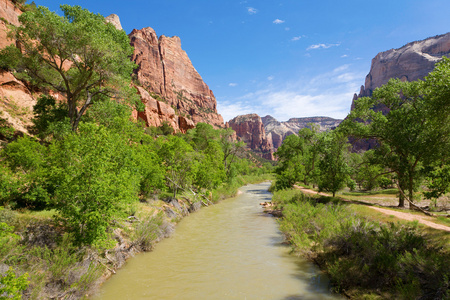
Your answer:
[272,189,450,299]
[341,188,399,196]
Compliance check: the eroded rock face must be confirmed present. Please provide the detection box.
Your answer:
[0,0,35,136]
[349,32,450,151]
[352,32,450,106]
[129,27,224,131]
[0,0,20,48]
[105,14,123,31]
[262,115,342,151]
[228,114,274,160]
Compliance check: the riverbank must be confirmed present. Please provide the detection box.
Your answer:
[0,174,273,299]
[94,181,338,300]
[270,188,450,299]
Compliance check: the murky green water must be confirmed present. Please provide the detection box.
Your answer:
[93,182,340,299]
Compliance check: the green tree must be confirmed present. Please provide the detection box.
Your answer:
[1,136,50,208]
[1,4,137,131]
[274,134,305,189]
[195,140,226,190]
[156,135,198,198]
[317,131,351,197]
[219,128,246,179]
[48,123,141,244]
[343,58,450,207]
[31,95,69,139]
[274,126,322,190]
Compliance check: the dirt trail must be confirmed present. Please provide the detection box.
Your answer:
[294,185,450,233]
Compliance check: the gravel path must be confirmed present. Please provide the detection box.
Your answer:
[294,185,450,232]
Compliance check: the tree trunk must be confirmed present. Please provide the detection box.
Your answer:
[398,192,405,207]
[408,174,414,210]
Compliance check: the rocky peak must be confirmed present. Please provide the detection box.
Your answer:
[349,32,450,151]
[105,14,123,31]
[263,115,342,151]
[129,27,224,131]
[228,114,274,160]
[352,32,450,104]
[261,115,279,127]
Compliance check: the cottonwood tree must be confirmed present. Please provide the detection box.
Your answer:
[157,135,199,198]
[342,57,450,207]
[274,126,322,190]
[317,131,351,197]
[1,5,136,131]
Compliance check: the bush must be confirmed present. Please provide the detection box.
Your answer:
[272,189,450,298]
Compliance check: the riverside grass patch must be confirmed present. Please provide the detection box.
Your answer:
[272,189,450,299]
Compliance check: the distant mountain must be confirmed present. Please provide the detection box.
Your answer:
[228,114,341,160]
[228,114,274,160]
[263,115,342,151]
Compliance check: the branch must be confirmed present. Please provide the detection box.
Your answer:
[395,180,436,217]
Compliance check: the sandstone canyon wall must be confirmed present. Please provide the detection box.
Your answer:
[349,32,450,151]
[0,3,224,137]
[262,115,342,151]
[0,0,35,137]
[351,32,450,109]
[228,114,274,160]
[129,27,224,132]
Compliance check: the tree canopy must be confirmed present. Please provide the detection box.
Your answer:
[342,57,450,207]
[1,4,137,131]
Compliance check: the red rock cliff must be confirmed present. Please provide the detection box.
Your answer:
[349,32,450,151]
[228,114,274,160]
[351,32,450,109]
[129,27,224,131]
[262,115,342,152]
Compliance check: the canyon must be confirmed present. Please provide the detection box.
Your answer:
[1,0,450,160]
[0,4,223,138]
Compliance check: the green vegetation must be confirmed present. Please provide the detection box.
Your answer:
[271,57,450,298]
[274,58,450,210]
[272,189,450,299]
[0,4,274,298]
[342,57,450,207]
[0,4,138,131]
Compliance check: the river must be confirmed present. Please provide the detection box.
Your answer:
[93,182,340,299]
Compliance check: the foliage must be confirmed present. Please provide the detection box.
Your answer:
[342,58,450,206]
[1,136,50,208]
[317,131,351,197]
[1,4,137,131]
[31,95,69,139]
[0,268,29,300]
[145,121,174,137]
[274,126,323,190]
[156,135,198,198]
[272,189,450,299]
[47,122,141,244]
[0,117,15,141]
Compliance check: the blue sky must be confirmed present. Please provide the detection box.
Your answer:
[33,0,450,122]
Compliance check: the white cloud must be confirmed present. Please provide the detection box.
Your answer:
[273,19,285,24]
[217,66,366,122]
[285,27,290,31]
[247,7,257,14]
[217,101,256,122]
[341,54,349,58]
[228,83,238,87]
[291,36,302,41]
[307,43,340,50]
[267,76,274,81]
